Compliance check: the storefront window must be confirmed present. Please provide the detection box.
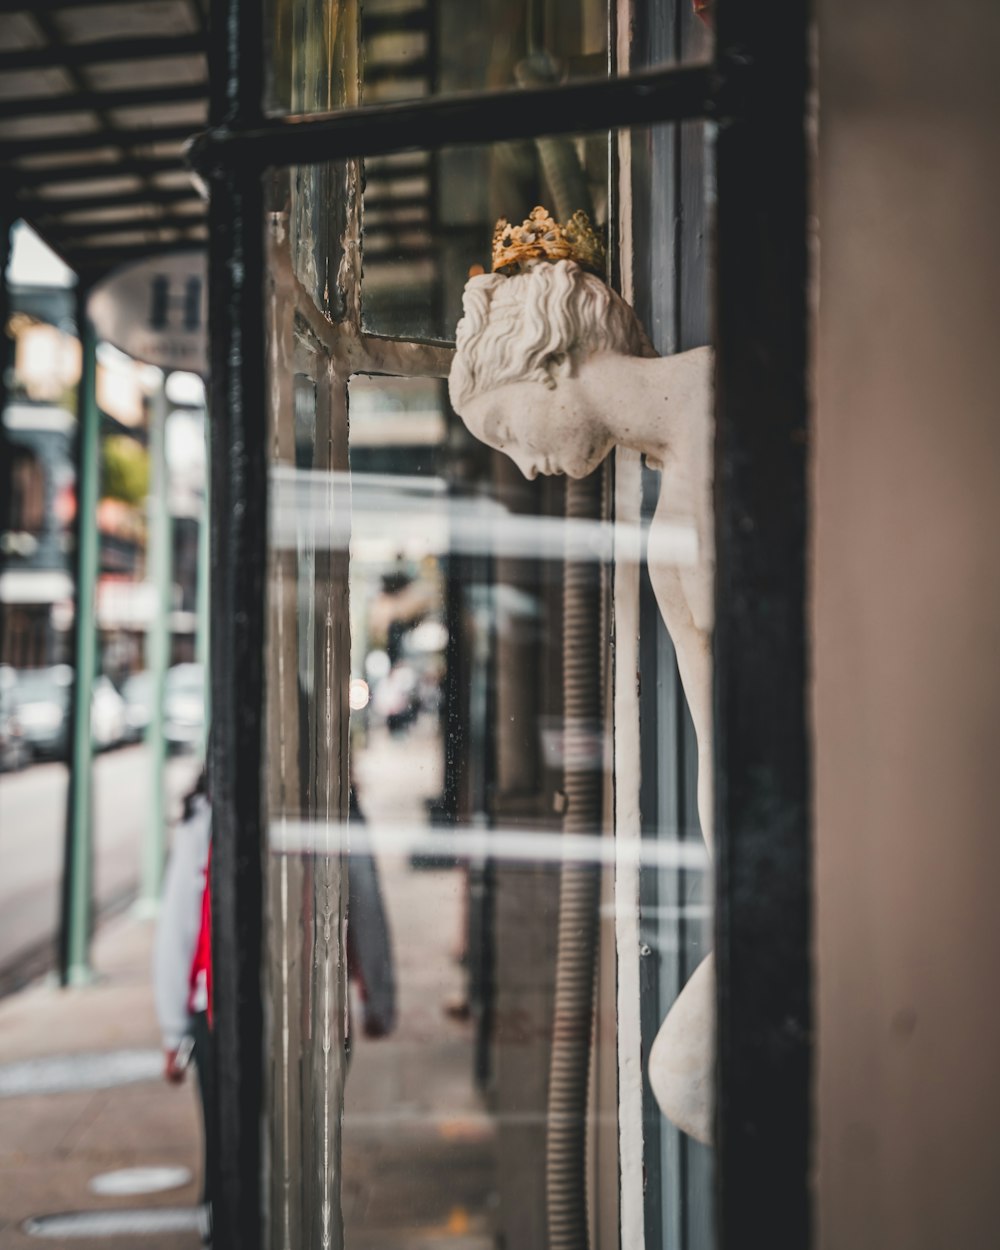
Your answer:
[200,0,813,1242]
[261,102,715,1246]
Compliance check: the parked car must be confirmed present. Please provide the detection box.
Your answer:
[165,663,205,752]
[13,665,72,760]
[0,686,29,772]
[91,675,127,752]
[13,666,130,758]
[121,670,153,743]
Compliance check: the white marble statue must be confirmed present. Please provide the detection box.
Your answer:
[449,248,716,1145]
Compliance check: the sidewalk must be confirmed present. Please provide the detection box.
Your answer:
[0,914,203,1250]
[0,721,496,1250]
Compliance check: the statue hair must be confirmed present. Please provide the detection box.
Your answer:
[449,260,656,413]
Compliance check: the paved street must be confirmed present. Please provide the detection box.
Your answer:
[0,915,203,1250]
[0,746,200,985]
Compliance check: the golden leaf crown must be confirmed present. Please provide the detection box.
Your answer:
[492,206,606,277]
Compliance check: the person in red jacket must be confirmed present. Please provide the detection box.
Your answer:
[153,769,214,1243]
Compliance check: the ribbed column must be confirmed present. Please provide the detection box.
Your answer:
[546,473,603,1250]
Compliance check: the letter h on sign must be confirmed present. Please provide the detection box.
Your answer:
[149,274,202,333]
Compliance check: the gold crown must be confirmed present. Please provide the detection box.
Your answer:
[492,206,606,276]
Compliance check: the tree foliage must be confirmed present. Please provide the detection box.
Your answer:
[102,435,150,505]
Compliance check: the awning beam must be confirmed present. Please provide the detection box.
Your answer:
[0,81,206,122]
[0,124,198,161]
[0,32,204,73]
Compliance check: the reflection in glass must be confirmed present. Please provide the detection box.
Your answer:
[266,0,609,117]
[361,131,612,343]
[267,0,613,337]
[344,374,495,1243]
[263,119,715,1250]
[267,0,360,116]
[267,0,361,318]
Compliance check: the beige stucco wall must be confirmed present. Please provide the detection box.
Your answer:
[814,2,1000,1246]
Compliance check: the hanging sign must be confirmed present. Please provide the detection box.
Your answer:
[88,251,207,376]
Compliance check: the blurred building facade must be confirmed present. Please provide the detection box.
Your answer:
[1,283,77,670]
[1,254,205,684]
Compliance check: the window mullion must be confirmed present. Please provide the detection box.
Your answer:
[190,62,725,176]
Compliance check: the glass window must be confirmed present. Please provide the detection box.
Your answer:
[261,113,715,1249]
[205,0,816,1237]
[265,0,615,117]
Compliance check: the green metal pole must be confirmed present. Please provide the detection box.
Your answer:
[195,406,210,754]
[137,373,171,914]
[60,297,99,987]
[0,217,14,553]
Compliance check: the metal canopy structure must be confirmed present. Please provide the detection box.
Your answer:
[0,1,210,993]
[0,0,208,279]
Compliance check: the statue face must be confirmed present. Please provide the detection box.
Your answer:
[457,377,613,481]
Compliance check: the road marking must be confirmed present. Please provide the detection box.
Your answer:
[0,1048,161,1097]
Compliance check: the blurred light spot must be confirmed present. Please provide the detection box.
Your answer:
[365,649,391,682]
[349,678,370,711]
[445,1208,470,1235]
[165,371,205,407]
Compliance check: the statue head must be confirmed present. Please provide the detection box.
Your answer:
[449,259,655,480]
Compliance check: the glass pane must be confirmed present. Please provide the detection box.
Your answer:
[344,373,499,1242]
[271,127,612,340]
[265,0,613,117]
[264,0,716,118]
[263,119,715,1250]
[362,128,611,340]
[264,0,714,329]
[267,0,360,116]
[630,0,714,78]
[264,0,362,318]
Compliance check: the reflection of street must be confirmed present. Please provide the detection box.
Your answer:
[0,745,199,986]
[345,719,496,1248]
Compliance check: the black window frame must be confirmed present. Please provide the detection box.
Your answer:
[193,1,813,1246]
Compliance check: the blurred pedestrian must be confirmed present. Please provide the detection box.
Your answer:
[152,768,214,1243]
[348,783,397,1042]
